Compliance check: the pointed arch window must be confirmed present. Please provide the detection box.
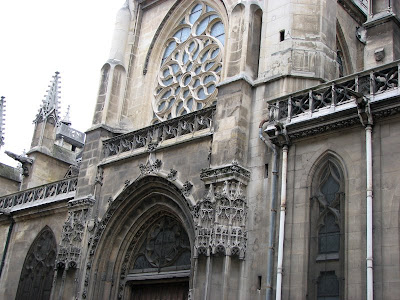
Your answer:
[308,158,344,299]
[317,271,340,300]
[16,227,57,300]
[153,2,225,123]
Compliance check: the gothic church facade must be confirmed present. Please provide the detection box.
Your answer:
[0,0,399,299]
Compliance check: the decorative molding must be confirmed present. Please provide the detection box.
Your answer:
[167,169,178,181]
[139,159,162,176]
[200,160,251,185]
[68,196,95,210]
[181,181,193,197]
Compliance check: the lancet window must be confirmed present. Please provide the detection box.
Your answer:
[16,227,57,300]
[152,2,225,123]
[308,158,344,299]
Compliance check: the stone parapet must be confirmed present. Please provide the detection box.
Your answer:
[0,177,77,211]
[102,106,215,159]
[266,60,400,143]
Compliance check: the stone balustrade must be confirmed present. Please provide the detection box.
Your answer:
[103,106,215,158]
[0,177,77,211]
[268,61,399,125]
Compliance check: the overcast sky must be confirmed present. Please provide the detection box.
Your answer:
[0,0,124,167]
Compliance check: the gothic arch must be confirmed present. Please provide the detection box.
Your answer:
[84,176,195,300]
[15,226,57,300]
[336,20,353,77]
[307,152,346,300]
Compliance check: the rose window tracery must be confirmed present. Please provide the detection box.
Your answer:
[152,2,225,123]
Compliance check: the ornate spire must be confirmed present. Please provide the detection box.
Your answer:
[34,72,61,123]
[61,105,71,126]
[0,96,5,148]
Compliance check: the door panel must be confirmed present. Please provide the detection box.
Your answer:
[130,281,189,300]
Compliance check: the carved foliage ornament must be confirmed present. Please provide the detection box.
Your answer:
[153,2,225,122]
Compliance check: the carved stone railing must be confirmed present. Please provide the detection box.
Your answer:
[268,61,399,125]
[103,106,215,158]
[0,177,77,210]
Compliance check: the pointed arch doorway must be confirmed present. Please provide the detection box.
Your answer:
[124,214,191,300]
[86,176,195,300]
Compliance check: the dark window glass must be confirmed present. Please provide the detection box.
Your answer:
[317,271,340,300]
[319,213,340,254]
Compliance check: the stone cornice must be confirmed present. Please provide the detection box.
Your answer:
[200,161,251,185]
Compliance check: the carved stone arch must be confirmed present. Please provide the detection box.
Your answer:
[85,175,195,300]
[16,226,57,300]
[307,150,348,190]
[307,151,346,300]
[336,20,353,77]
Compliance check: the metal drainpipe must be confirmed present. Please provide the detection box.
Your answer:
[259,121,279,300]
[365,124,374,300]
[275,144,288,300]
[357,95,374,300]
[0,211,14,278]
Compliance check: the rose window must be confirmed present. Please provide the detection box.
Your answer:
[152,2,225,123]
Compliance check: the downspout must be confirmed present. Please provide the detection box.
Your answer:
[275,145,288,300]
[0,210,14,278]
[259,120,278,300]
[365,124,374,300]
[357,96,374,300]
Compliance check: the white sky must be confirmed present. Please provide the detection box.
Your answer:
[0,0,125,167]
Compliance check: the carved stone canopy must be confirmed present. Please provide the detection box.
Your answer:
[200,161,251,186]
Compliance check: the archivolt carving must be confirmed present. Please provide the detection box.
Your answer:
[153,2,225,122]
[82,176,194,299]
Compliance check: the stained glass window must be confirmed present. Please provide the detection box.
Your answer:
[317,271,340,300]
[153,2,224,123]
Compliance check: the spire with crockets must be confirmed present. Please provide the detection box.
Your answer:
[34,71,61,123]
[0,96,5,148]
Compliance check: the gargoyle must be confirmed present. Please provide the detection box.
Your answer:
[5,151,33,176]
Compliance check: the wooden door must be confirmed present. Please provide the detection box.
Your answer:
[130,281,189,300]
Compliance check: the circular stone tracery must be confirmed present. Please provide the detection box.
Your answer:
[152,2,225,123]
